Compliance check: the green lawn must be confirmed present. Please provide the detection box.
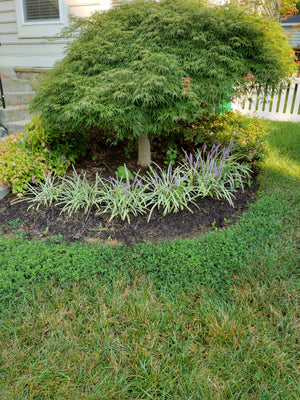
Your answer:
[0,121,299,399]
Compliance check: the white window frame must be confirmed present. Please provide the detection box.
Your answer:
[15,0,68,38]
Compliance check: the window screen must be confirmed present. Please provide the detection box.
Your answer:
[23,0,60,22]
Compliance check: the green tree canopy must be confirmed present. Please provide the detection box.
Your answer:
[30,0,296,165]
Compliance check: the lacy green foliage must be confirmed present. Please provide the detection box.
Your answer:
[25,115,88,161]
[0,133,69,195]
[183,112,268,163]
[30,0,295,147]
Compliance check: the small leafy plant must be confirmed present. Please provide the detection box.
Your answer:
[116,165,134,179]
[164,147,178,166]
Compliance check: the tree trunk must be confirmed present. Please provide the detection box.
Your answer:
[137,133,151,167]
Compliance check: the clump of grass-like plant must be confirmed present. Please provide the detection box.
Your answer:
[12,142,253,222]
[12,173,62,210]
[143,163,196,221]
[182,142,252,206]
[56,167,102,215]
[96,167,149,223]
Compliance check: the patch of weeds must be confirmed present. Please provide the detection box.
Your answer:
[89,223,109,235]
[211,220,218,231]
[6,218,24,229]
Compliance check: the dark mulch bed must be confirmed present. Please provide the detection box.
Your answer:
[0,146,258,245]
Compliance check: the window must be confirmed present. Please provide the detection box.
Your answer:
[15,0,66,38]
[23,0,60,23]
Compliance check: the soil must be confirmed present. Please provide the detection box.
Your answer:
[0,145,258,245]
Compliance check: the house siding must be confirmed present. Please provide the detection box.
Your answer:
[283,26,300,49]
[0,0,108,73]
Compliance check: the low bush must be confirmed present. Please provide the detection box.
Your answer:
[182,111,268,164]
[25,115,88,161]
[0,132,69,195]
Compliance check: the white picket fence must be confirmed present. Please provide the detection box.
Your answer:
[232,78,300,122]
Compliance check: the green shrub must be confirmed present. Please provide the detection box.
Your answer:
[29,0,295,165]
[25,115,88,161]
[182,111,268,163]
[0,132,69,195]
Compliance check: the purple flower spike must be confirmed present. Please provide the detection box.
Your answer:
[32,176,38,186]
[184,151,188,161]
[213,162,218,175]
[209,159,214,172]
[189,153,193,165]
[214,144,220,157]
[203,144,207,155]
[169,166,173,180]
[201,159,204,173]
[174,176,179,187]
[228,140,233,151]
[131,176,137,189]
[139,179,143,187]
[195,153,200,170]
[218,160,223,175]
[122,183,128,194]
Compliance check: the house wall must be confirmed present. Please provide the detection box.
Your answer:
[0,0,110,77]
[283,25,300,49]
